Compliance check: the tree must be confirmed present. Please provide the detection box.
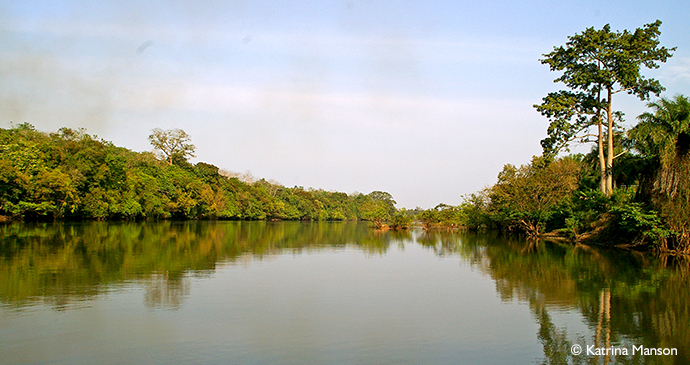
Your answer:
[388,208,412,230]
[488,156,581,236]
[629,95,690,251]
[148,128,196,165]
[366,191,397,216]
[535,20,675,195]
[360,199,390,228]
[631,95,690,171]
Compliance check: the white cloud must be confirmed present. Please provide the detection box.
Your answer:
[661,56,690,82]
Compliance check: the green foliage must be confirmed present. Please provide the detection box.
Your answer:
[561,189,609,239]
[417,208,440,229]
[0,124,393,223]
[360,199,390,228]
[629,94,690,251]
[367,191,397,216]
[416,193,490,232]
[631,95,690,167]
[610,203,671,242]
[535,20,675,195]
[357,191,400,229]
[497,19,683,248]
[418,204,464,230]
[487,156,581,236]
[388,209,412,230]
[458,193,491,230]
[551,186,673,247]
[412,20,683,251]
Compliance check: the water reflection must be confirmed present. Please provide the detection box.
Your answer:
[142,273,191,309]
[1,222,687,364]
[0,221,410,309]
[419,230,689,364]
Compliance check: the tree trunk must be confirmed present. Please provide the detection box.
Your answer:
[605,88,614,195]
[597,117,606,194]
[596,89,607,194]
[597,96,607,194]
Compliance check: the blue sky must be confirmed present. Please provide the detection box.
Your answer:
[2,0,690,208]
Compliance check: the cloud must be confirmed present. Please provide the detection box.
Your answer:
[145,81,534,127]
[661,56,690,82]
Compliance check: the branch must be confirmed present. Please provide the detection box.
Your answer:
[550,128,600,155]
[578,133,600,141]
[612,86,634,95]
[613,150,628,159]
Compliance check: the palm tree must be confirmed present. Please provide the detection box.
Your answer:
[632,95,690,159]
[631,95,690,196]
[629,94,690,251]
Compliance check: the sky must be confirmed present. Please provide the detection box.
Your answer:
[2,0,690,209]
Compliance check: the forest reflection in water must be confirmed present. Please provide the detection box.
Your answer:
[418,230,689,364]
[0,221,408,309]
[1,221,687,364]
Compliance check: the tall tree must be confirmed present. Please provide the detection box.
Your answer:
[535,20,674,195]
[148,128,196,165]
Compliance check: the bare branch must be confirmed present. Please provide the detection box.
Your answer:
[612,86,634,95]
[613,150,628,159]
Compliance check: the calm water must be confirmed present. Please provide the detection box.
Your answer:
[0,221,687,365]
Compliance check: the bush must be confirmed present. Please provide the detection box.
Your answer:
[389,210,412,230]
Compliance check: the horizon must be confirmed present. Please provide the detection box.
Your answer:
[3,0,690,209]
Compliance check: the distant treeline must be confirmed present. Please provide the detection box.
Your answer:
[0,123,396,222]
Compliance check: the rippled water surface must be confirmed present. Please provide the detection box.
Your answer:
[1,221,687,364]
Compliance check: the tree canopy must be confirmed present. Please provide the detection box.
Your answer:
[148,128,196,165]
[535,20,675,195]
[0,124,396,223]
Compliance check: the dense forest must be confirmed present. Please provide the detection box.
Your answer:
[0,123,398,223]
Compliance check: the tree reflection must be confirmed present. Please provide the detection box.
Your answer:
[143,272,190,309]
[444,233,689,365]
[1,223,687,364]
[0,221,401,309]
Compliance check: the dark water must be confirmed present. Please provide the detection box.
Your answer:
[0,221,687,364]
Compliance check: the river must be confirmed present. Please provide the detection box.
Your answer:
[0,221,687,364]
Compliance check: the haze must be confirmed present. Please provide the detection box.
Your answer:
[2,0,690,208]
